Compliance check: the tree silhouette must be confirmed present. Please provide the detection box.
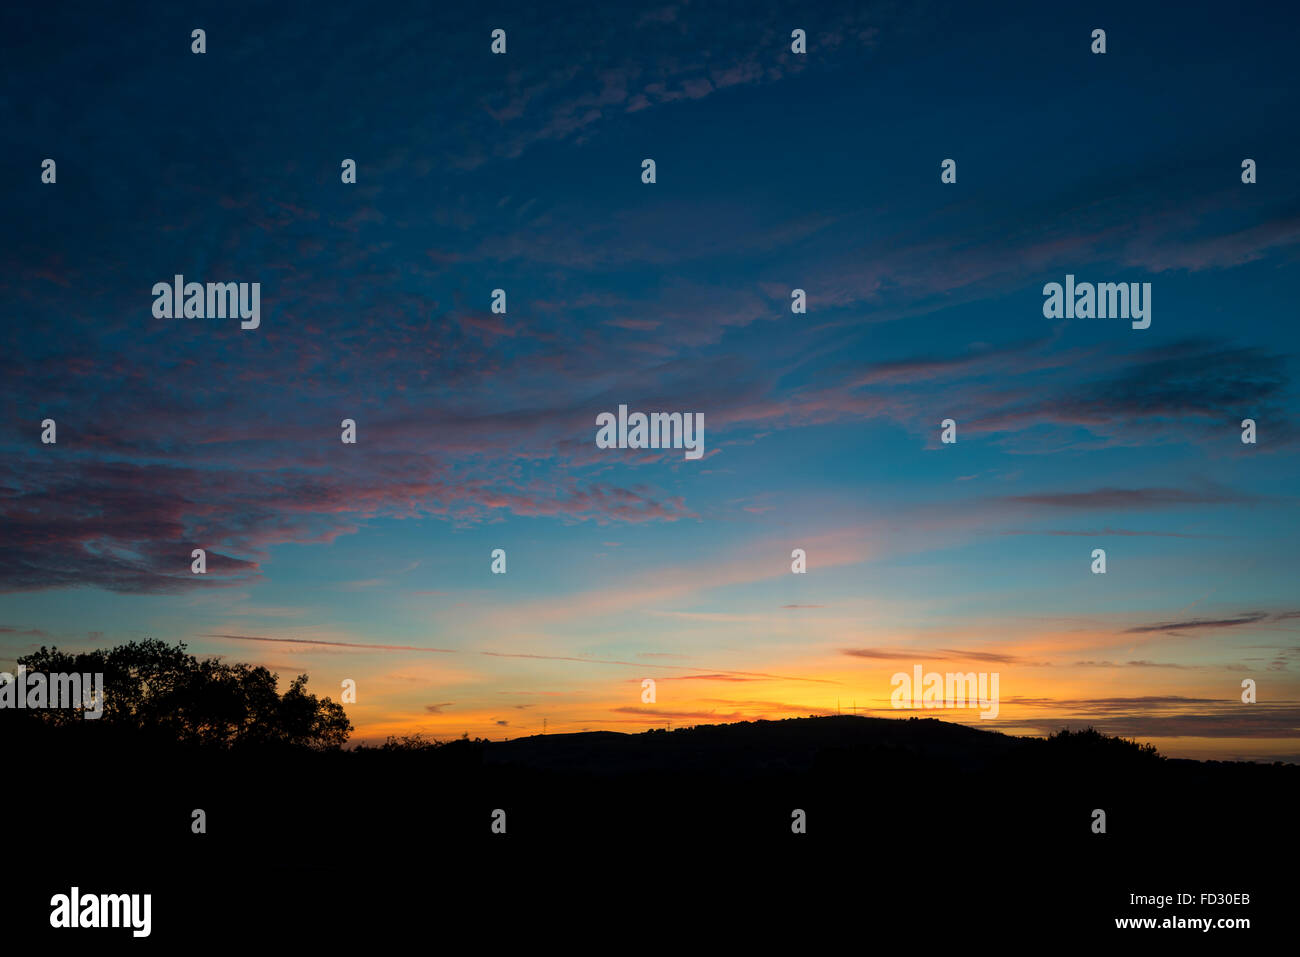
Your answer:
[1043,725,1162,765]
[6,639,351,750]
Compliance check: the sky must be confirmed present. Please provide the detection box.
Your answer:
[2,0,1298,761]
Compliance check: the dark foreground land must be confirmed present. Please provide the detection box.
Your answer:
[4,713,1294,944]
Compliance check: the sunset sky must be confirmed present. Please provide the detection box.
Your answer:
[3,0,1298,761]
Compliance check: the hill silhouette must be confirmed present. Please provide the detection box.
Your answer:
[5,641,1293,941]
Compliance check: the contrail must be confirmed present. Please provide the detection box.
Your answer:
[202,634,458,653]
[200,633,837,684]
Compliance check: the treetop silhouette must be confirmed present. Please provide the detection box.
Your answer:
[6,639,351,750]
